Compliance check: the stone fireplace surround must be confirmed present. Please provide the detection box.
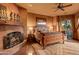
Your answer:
[0,25,26,55]
[3,31,24,49]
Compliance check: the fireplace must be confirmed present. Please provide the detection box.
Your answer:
[3,31,24,49]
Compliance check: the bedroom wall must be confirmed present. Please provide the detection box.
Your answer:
[74,13,79,40]
[27,13,53,27]
[27,13,59,33]
[18,6,27,36]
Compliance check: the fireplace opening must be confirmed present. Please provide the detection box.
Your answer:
[3,31,24,49]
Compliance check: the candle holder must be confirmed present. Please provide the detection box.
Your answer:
[10,12,13,21]
[0,5,7,23]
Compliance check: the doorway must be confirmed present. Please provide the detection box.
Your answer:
[60,19,73,40]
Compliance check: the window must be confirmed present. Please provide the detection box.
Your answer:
[36,18,46,25]
[36,17,48,33]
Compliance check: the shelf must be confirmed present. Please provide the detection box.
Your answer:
[0,23,22,26]
[0,19,23,27]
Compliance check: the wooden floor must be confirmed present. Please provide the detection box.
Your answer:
[15,40,79,55]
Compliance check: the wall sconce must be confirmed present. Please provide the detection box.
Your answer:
[77,18,79,30]
[27,52,33,55]
[28,26,33,34]
[27,50,33,55]
[62,23,65,26]
[28,27,33,31]
[48,25,53,32]
[78,18,79,24]
[49,26,53,29]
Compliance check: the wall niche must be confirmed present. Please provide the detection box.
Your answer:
[0,4,7,24]
[0,4,21,25]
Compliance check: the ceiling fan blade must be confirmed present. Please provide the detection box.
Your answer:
[52,4,58,9]
[52,7,58,9]
[59,3,63,7]
[63,4,72,8]
[54,8,59,12]
[59,3,61,6]
[60,8,64,11]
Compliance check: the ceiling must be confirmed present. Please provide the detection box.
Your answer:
[16,3,79,16]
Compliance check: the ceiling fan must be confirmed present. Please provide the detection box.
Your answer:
[54,3,72,12]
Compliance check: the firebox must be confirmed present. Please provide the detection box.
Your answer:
[3,31,24,49]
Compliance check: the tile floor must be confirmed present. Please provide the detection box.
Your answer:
[15,40,79,55]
